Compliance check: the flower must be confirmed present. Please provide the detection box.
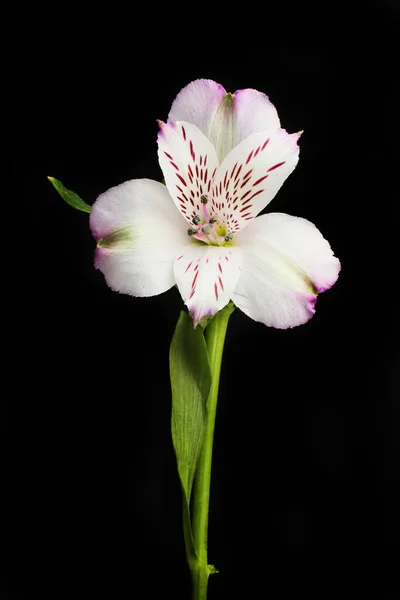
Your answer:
[90,80,340,328]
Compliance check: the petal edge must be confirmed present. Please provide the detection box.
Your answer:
[232,213,340,328]
[90,179,187,297]
[174,243,243,326]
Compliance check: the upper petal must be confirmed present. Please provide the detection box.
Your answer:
[233,87,281,143]
[210,129,301,234]
[232,213,340,328]
[168,79,227,144]
[168,79,282,162]
[174,243,243,327]
[157,121,219,226]
[90,179,187,297]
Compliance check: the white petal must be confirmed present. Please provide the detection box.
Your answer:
[232,213,340,328]
[168,80,281,162]
[157,121,219,226]
[174,243,243,326]
[234,87,281,142]
[210,129,300,234]
[90,179,187,297]
[168,79,227,142]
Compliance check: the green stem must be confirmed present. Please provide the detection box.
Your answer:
[191,302,235,600]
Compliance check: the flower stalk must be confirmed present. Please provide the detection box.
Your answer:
[190,302,235,600]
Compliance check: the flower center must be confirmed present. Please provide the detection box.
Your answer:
[187,194,234,246]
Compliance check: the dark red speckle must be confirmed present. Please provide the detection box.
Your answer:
[261,138,270,151]
[246,150,253,164]
[176,174,187,186]
[253,174,269,186]
[268,161,285,172]
[192,271,199,287]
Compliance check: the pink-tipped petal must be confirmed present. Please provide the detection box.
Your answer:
[174,243,243,326]
[210,129,301,233]
[157,121,219,225]
[232,213,340,328]
[90,179,187,297]
[233,88,281,142]
[168,80,282,162]
[168,79,227,140]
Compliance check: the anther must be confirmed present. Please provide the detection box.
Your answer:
[192,215,201,225]
[209,215,218,224]
[200,194,208,204]
[224,233,234,242]
[187,227,199,236]
[202,224,212,235]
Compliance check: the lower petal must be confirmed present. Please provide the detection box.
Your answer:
[174,243,243,326]
[90,179,187,297]
[232,213,340,328]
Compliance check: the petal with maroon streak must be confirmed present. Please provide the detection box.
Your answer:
[174,243,243,326]
[211,128,301,233]
[158,121,219,226]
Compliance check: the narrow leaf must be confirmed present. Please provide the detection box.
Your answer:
[170,311,211,561]
[48,176,92,213]
[170,310,211,498]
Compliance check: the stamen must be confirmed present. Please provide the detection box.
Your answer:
[192,215,201,225]
[200,194,208,204]
[209,215,218,224]
[187,227,199,236]
[201,202,210,223]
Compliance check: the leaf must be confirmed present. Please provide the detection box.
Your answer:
[170,310,211,497]
[170,311,211,563]
[48,177,92,213]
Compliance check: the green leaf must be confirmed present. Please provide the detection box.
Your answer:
[48,176,92,213]
[170,311,211,563]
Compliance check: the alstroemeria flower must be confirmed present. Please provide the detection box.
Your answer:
[90,81,340,328]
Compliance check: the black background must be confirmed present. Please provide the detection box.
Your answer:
[9,5,399,598]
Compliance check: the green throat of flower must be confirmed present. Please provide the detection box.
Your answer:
[97,228,133,248]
